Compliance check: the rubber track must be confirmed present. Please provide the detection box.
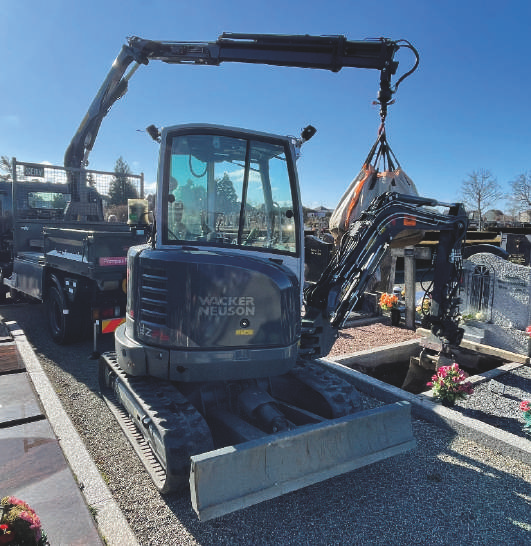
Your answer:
[101,390,168,489]
[100,352,213,493]
[289,359,362,417]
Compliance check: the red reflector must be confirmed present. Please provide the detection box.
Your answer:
[100,307,115,319]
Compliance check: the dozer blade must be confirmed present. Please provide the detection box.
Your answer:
[190,401,415,521]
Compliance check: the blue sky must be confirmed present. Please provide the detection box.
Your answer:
[1,0,530,209]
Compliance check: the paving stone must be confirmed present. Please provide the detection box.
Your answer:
[0,419,102,545]
[0,343,23,373]
[0,373,42,425]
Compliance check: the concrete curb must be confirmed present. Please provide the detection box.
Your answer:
[4,320,139,546]
[320,355,531,466]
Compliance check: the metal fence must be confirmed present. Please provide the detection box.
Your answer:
[12,160,144,224]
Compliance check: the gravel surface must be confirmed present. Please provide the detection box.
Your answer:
[328,317,421,358]
[2,302,531,546]
[452,366,531,439]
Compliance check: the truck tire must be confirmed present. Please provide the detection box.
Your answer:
[47,285,80,344]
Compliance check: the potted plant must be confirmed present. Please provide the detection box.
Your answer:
[426,363,474,406]
[0,497,48,545]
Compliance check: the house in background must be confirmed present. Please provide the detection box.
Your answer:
[305,205,333,232]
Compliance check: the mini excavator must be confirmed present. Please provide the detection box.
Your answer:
[64,33,467,520]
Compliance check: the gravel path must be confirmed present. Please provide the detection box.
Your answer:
[1,303,530,545]
[328,317,421,357]
[452,366,531,440]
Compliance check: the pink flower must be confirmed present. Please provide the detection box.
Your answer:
[6,497,28,509]
[526,326,531,336]
[521,401,531,412]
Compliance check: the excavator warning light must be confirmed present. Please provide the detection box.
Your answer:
[146,124,161,142]
[301,125,317,143]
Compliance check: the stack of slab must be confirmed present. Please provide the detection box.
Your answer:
[0,325,103,545]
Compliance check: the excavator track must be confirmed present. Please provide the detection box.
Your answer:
[99,352,214,493]
[101,389,168,487]
[287,359,362,418]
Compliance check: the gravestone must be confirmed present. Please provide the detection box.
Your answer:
[500,233,531,265]
[461,253,531,356]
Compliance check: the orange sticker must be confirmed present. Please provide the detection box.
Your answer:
[404,216,416,226]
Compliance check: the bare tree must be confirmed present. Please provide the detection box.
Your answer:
[508,172,531,216]
[460,169,503,230]
[0,156,11,181]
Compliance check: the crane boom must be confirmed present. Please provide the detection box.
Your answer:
[64,33,414,170]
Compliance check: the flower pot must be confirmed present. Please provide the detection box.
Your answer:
[441,398,455,407]
[391,308,401,326]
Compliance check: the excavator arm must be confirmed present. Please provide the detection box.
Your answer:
[302,192,468,357]
[64,33,418,170]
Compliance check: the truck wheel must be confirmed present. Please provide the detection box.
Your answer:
[47,285,79,344]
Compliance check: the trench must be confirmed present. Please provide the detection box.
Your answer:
[350,350,504,393]
[339,343,531,441]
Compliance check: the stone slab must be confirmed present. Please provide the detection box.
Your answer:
[462,254,531,355]
[0,419,102,545]
[7,320,139,546]
[0,343,23,373]
[0,372,42,425]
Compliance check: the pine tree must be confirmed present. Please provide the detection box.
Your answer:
[109,156,138,205]
[216,172,239,213]
[0,156,11,182]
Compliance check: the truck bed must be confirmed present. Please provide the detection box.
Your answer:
[43,225,147,279]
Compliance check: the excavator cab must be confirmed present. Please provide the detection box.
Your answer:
[158,125,302,270]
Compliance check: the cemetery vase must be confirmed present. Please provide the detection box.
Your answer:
[391,308,401,326]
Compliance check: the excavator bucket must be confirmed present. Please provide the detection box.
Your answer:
[190,401,415,521]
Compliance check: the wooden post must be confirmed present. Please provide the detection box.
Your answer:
[387,254,398,293]
[403,247,416,329]
[391,246,432,330]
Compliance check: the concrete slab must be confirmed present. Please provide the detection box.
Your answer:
[0,372,42,425]
[2,320,139,546]
[0,419,103,545]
